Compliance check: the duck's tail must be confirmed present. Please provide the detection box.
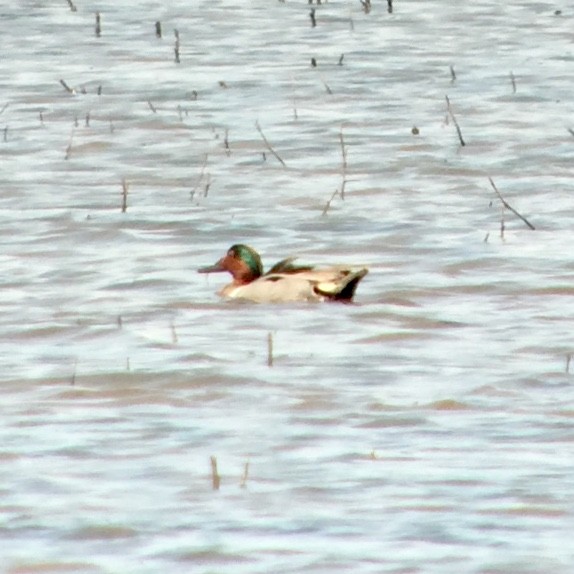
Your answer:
[314,268,369,302]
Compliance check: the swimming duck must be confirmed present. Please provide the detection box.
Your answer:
[198,244,368,303]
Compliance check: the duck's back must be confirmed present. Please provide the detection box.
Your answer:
[221,267,368,303]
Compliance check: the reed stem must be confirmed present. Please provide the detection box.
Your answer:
[488,177,535,231]
[256,121,286,167]
[445,95,466,146]
[210,456,221,490]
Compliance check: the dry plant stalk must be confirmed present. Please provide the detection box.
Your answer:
[240,461,249,488]
[224,128,230,156]
[155,21,162,38]
[121,178,129,213]
[66,0,77,11]
[59,79,75,94]
[210,456,221,490]
[174,29,180,63]
[567,353,572,374]
[361,0,371,14]
[95,12,101,37]
[191,154,209,199]
[488,177,535,231]
[310,8,317,27]
[445,95,466,146]
[71,359,77,386]
[322,189,340,216]
[64,128,75,160]
[256,121,287,167]
[510,71,517,94]
[267,332,274,367]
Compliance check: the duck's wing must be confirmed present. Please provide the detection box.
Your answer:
[311,268,369,302]
[266,257,314,275]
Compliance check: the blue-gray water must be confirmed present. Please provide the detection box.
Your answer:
[1,1,573,573]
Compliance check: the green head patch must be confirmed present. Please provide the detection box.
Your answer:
[229,244,264,278]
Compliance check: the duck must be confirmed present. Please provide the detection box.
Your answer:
[198,244,368,303]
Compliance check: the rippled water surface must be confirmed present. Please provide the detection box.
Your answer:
[1,1,573,572]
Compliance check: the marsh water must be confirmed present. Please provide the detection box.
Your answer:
[1,1,573,572]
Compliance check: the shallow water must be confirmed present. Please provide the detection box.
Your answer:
[1,1,573,572]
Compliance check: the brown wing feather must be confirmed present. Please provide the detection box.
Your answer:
[266,257,314,275]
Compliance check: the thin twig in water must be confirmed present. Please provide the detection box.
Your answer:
[450,65,456,82]
[95,12,101,37]
[0,102,9,115]
[310,8,316,27]
[210,456,221,490]
[203,174,211,197]
[488,177,535,231]
[267,332,274,367]
[240,461,250,488]
[510,71,516,94]
[71,359,77,386]
[147,100,157,113]
[224,128,230,156]
[445,95,466,146]
[121,178,129,213]
[66,0,77,11]
[360,0,371,14]
[59,79,75,94]
[567,128,574,137]
[64,128,75,159]
[174,29,180,63]
[191,154,209,199]
[322,189,340,216]
[256,121,286,167]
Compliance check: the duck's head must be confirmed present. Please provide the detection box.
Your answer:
[198,244,264,284]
